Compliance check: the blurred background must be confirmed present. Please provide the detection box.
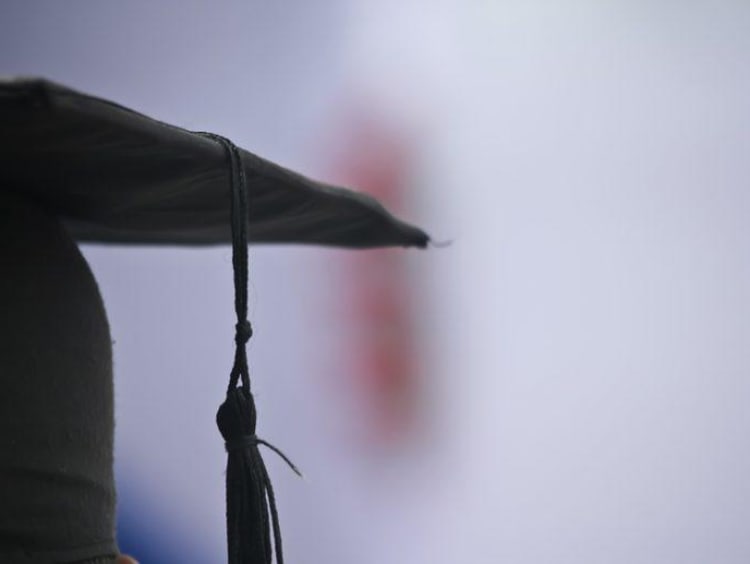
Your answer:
[2,1,750,562]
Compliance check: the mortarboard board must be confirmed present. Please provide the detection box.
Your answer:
[0,78,428,563]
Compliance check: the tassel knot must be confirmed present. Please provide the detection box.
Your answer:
[235,320,253,345]
[217,387,257,441]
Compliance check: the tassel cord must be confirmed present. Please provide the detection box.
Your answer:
[198,132,252,391]
[226,132,251,392]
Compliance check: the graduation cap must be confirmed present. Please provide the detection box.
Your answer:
[0,78,428,563]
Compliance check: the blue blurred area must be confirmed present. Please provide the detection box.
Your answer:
[116,479,214,564]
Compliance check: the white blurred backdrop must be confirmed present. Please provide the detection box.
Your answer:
[2,1,749,563]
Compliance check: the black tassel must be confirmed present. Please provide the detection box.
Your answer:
[203,132,300,564]
[217,386,302,564]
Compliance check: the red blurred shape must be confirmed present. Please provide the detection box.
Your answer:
[329,112,421,446]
